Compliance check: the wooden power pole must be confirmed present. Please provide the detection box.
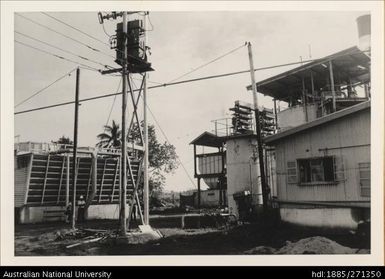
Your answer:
[247,42,269,211]
[71,67,80,229]
[143,13,149,226]
[120,11,128,236]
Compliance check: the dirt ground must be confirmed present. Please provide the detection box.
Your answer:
[15,219,370,256]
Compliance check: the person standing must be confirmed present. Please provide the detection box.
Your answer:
[65,202,72,224]
[77,195,86,223]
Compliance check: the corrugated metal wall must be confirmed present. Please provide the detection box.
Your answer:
[275,108,370,203]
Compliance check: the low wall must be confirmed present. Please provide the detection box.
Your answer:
[18,206,66,224]
[279,207,359,230]
[17,204,129,224]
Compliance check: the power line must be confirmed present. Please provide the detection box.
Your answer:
[139,94,196,188]
[14,48,369,115]
[15,31,115,69]
[15,13,115,59]
[104,77,122,129]
[15,40,100,71]
[14,68,77,108]
[167,42,247,83]
[41,12,110,48]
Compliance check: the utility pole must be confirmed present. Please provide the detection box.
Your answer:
[247,42,269,211]
[143,13,149,225]
[71,67,80,229]
[120,11,128,236]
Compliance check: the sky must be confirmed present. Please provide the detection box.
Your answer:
[14,10,366,192]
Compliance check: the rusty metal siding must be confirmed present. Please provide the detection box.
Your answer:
[275,108,370,203]
[14,154,32,207]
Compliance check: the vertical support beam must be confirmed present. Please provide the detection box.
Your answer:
[135,192,145,225]
[143,12,150,226]
[85,152,98,211]
[329,60,336,112]
[86,158,93,200]
[57,156,66,204]
[273,99,278,131]
[120,11,128,236]
[310,70,315,97]
[71,67,80,230]
[302,76,308,122]
[24,154,34,205]
[247,42,269,211]
[110,158,120,202]
[127,159,143,230]
[98,159,107,202]
[193,144,197,177]
[41,155,50,204]
[197,177,201,209]
[66,153,70,207]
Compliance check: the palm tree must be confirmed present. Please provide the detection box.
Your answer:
[96,120,121,148]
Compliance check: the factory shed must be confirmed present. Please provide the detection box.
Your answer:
[264,101,370,230]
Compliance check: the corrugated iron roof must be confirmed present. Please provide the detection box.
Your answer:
[246,46,370,101]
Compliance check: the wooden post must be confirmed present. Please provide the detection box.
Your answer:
[310,70,315,97]
[197,177,201,209]
[143,11,149,226]
[71,67,80,230]
[273,99,278,130]
[193,145,197,177]
[302,76,308,122]
[247,42,269,211]
[329,60,336,112]
[66,153,70,207]
[120,11,128,236]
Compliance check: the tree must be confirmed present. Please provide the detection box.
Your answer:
[96,120,121,148]
[52,136,73,149]
[97,120,179,204]
[129,121,179,195]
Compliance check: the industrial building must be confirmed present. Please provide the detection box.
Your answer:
[191,101,276,219]
[14,142,141,223]
[190,14,371,230]
[264,101,370,229]
[252,15,371,229]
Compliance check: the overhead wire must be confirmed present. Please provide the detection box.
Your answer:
[15,40,100,71]
[15,31,115,69]
[104,77,122,129]
[14,68,77,108]
[40,12,110,48]
[142,96,197,188]
[15,13,115,59]
[167,42,247,83]
[14,48,370,115]
[131,77,196,188]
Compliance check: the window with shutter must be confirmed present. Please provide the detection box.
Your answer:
[358,162,370,197]
[297,156,336,184]
[287,161,297,184]
[334,156,345,182]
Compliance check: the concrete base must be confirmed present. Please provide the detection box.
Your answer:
[280,207,360,230]
[115,226,162,245]
[18,206,66,224]
[86,204,124,220]
[17,204,129,224]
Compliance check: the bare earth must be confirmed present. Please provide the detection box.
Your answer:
[14,220,370,256]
